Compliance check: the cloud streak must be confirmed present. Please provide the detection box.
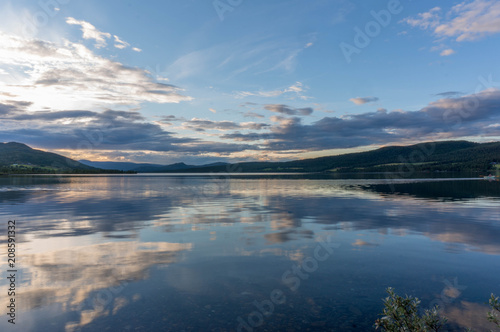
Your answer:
[235,82,310,100]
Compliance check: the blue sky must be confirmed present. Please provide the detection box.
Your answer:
[0,0,500,164]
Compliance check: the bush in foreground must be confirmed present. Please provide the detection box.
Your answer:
[375,288,500,331]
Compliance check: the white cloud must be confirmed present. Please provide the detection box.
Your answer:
[436,0,500,41]
[235,82,310,100]
[0,31,192,111]
[66,17,111,48]
[113,35,129,49]
[349,96,379,105]
[66,17,140,52]
[285,82,304,93]
[440,49,456,56]
[402,7,441,30]
[236,90,282,98]
[403,1,500,42]
[209,108,217,113]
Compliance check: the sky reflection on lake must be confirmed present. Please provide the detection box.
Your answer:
[0,175,499,331]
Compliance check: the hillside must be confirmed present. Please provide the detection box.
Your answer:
[0,142,120,174]
[160,141,500,173]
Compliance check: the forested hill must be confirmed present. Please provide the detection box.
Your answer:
[0,142,119,173]
[163,141,500,173]
[2,140,499,174]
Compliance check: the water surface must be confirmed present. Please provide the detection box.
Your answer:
[0,175,499,331]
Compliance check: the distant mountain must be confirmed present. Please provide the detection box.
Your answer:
[131,162,192,172]
[0,142,119,174]
[78,160,164,172]
[158,140,500,173]
[136,162,229,173]
[79,160,229,173]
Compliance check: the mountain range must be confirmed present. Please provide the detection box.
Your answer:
[1,140,499,174]
[78,160,229,172]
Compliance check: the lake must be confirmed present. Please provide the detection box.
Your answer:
[0,174,499,331]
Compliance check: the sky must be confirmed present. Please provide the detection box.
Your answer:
[0,0,500,164]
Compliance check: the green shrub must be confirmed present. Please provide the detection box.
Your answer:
[374,287,447,331]
[487,294,500,329]
[375,288,500,331]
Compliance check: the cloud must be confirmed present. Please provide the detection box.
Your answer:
[440,48,455,56]
[435,91,463,97]
[235,82,310,100]
[157,115,186,124]
[181,118,270,132]
[0,31,192,110]
[66,17,111,48]
[264,104,313,116]
[349,96,379,105]
[0,105,185,148]
[402,7,442,30]
[403,1,500,41]
[221,89,500,151]
[243,112,265,118]
[66,17,140,52]
[167,35,315,81]
[0,103,257,156]
[113,35,129,49]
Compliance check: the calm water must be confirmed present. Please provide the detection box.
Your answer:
[0,175,499,331]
